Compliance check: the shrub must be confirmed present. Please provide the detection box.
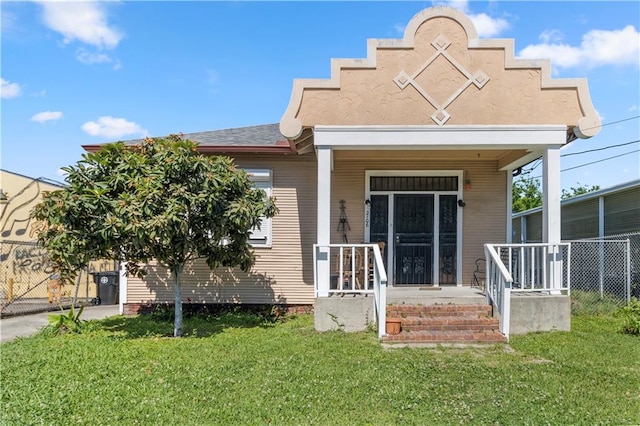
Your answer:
[47,305,85,335]
[616,298,640,336]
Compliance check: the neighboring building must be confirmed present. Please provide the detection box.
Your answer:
[0,170,114,315]
[82,7,601,316]
[0,169,64,242]
[512,179,640,242]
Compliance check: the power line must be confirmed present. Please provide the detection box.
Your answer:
[517,148,640,182]
[562,149,640,172]
[579,115,640,133]
[520,138,640,175]
[562,139,640,157]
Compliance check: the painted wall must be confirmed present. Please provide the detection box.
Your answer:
[125,154,317,307]
[330,151,507,286]
[0,170,115,305]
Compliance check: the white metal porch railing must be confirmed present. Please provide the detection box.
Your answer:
[313,243,388,338]
[491,243,571,292]
[484,243,571,338]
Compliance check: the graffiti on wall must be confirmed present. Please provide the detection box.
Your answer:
[1,242,54,276]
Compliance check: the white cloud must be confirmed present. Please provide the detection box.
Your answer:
[393,23,405,36]
[468,13,509,37]
[1,78,22,98]
[36,1,123,50]
[76,49,113,65]
[434,0,469,12]
[629,105,638,112]
[31,111,63,123]
[518,44,583,69]
[539,29,564,44]
[518,25,640,70]
[81,116,147,139]
[432,0,509,37]
[76,49,122,70]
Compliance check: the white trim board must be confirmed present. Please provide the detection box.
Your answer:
[314,125,567,149]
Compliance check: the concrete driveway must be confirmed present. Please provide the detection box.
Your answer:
[0,305,120,343]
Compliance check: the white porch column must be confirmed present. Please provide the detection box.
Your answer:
[316,146,332,297]
[506,169,513,244]
[542,145,562,290]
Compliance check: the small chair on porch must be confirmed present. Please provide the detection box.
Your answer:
[333,248,365,291]
[472,258,485,290]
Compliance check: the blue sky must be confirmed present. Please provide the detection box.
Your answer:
[2,1,639,191]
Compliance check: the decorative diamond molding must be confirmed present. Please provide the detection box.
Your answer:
[393,34,490,126]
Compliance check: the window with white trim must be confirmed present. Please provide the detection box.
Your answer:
[246,169,272,248]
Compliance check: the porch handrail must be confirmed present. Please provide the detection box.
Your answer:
[371,244,388,339]
[491,243,571,292]
[313,243,388,339]
[484,244,513,337]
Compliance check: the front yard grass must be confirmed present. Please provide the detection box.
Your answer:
[1,312,638,425]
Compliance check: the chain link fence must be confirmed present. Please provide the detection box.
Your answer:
[0,240,117,317]
[569,232,639,315]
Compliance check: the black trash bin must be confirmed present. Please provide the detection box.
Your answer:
[91,272,119,305]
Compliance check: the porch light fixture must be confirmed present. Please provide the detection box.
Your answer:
[458,199,466,207]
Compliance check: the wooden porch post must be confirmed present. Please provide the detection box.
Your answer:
[316,146,332,297]
[506,169,513,244]
[543,145,562,290]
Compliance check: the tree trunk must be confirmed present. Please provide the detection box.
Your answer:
[172,266,184,337]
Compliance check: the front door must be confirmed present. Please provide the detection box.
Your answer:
[394,195,434,285]
[366,174,461,286]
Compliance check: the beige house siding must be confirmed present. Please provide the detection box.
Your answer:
[126,154,317,305]
[330,151,506,286]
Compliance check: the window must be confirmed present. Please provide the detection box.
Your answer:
[370,176,458,192]
[246,169,272,248]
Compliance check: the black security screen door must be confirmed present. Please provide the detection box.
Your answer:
[370,195,389,270]
[394,194,434,285]
[439,195,458,284]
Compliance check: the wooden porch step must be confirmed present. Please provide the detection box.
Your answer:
[387,304,492,318]
[382,330,507,344]
[400,316,500,332]
[383,303,506,344]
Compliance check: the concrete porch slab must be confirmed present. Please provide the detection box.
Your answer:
[387,286,486,305]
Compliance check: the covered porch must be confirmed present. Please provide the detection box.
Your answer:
[278,6,600,340]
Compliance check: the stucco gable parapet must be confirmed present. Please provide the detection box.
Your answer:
[280,6,600,141]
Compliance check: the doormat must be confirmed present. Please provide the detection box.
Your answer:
[419,287,442,291]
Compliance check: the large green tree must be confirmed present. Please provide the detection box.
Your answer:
[512,178,543,213]
[512,178,600,213]
[33,135,277,336]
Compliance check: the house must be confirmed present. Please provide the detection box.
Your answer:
[84,7,601,339]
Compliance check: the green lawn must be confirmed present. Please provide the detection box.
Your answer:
[1,312,639,425]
